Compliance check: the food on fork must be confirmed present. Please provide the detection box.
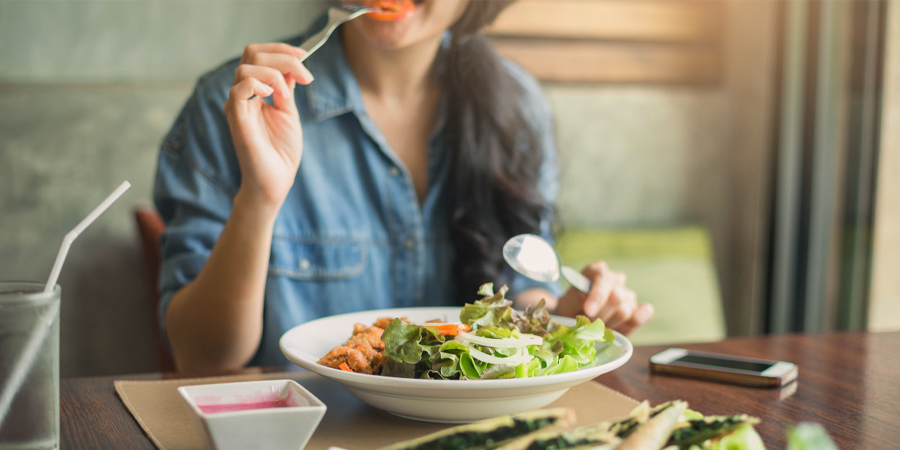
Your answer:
[363,0,415,21]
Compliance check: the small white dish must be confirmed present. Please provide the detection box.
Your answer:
[279,307,632,423]
[178,379,326,450]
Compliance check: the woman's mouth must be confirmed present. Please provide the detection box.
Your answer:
[364,0,416,21]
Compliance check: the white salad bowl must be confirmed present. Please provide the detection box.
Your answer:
[279,307,632,423]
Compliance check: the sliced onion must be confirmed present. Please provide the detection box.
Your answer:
[455,331,542,348]
[518,333,544,341]
[468,347,534,366]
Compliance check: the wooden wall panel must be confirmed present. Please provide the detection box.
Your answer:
[494,39,721,84]
[488,0,722,42]
[488,0,724,84]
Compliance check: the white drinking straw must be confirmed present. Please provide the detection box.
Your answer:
[43,181,132,294]
[0,181,131,427]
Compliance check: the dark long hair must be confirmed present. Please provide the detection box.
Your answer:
[442,1,553,300]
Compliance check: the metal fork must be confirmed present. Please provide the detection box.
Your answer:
[247,4,375,100]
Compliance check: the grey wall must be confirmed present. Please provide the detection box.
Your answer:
[1,0,770,376]
[0,0,330,83]
[0,0,330,377]
[550,86,726,228]
[0,86,190,376]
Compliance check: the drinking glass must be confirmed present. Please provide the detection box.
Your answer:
[0,282,60,450]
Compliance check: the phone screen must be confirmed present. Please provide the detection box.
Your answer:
[673,354,774,373]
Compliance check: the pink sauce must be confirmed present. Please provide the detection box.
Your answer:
[198,399,293,414]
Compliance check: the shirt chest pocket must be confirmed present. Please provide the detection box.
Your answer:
[268,237,367,280]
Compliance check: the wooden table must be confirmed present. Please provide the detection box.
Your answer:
[60,331,900,449]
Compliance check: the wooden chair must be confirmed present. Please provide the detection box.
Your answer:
[133,205,176,372]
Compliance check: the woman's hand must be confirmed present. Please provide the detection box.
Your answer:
[224,43,315,212]
[555,261,654,336]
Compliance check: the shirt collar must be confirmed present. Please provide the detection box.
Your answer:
[297,22,361,122]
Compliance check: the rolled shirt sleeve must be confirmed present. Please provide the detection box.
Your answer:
[152,65,242,347]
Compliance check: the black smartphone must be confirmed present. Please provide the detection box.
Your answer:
[650,348,798,387]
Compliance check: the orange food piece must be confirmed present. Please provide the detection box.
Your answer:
[318,317,398,374]
[431,323,471,336]
[364,0,415,21]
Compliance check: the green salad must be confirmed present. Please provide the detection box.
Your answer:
[380,283,616,380]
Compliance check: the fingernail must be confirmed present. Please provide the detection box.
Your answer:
[635,304,653,322]
[584,300,600,317]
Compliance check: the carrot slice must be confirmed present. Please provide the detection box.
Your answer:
[432,323,472,336]
[338,362,353,372]
[364,0,415,21]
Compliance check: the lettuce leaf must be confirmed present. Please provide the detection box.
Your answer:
[520,299,553,337]
[514,358,542,378]
[787,423,838,450]
[475,326,514,339]
[460,283,518,329]
[540,355,580,376]
[459,352,484,379]
[381,358,416,378]
[481,364,517,379]
[382,319,425,365]
[381,319,466,379]
[544,315,614,368]
[433,340,471,378]
[709,423,765,450]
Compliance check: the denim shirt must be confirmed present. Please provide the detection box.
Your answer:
[153,27,561,366]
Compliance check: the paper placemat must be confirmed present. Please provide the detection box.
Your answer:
[115,372,639,450]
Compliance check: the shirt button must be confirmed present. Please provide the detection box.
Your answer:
[298,258,311,270]
[404,237,416,249]
[389,167,400,177]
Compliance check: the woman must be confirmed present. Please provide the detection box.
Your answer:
[154,0,654,372]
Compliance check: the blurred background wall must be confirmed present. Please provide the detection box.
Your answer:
[3,0,893,377]
[1,0,331,377]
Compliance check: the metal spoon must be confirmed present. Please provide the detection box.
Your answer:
[502,234,592,293]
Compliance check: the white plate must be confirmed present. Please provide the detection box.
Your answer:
[279,307,632,423]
